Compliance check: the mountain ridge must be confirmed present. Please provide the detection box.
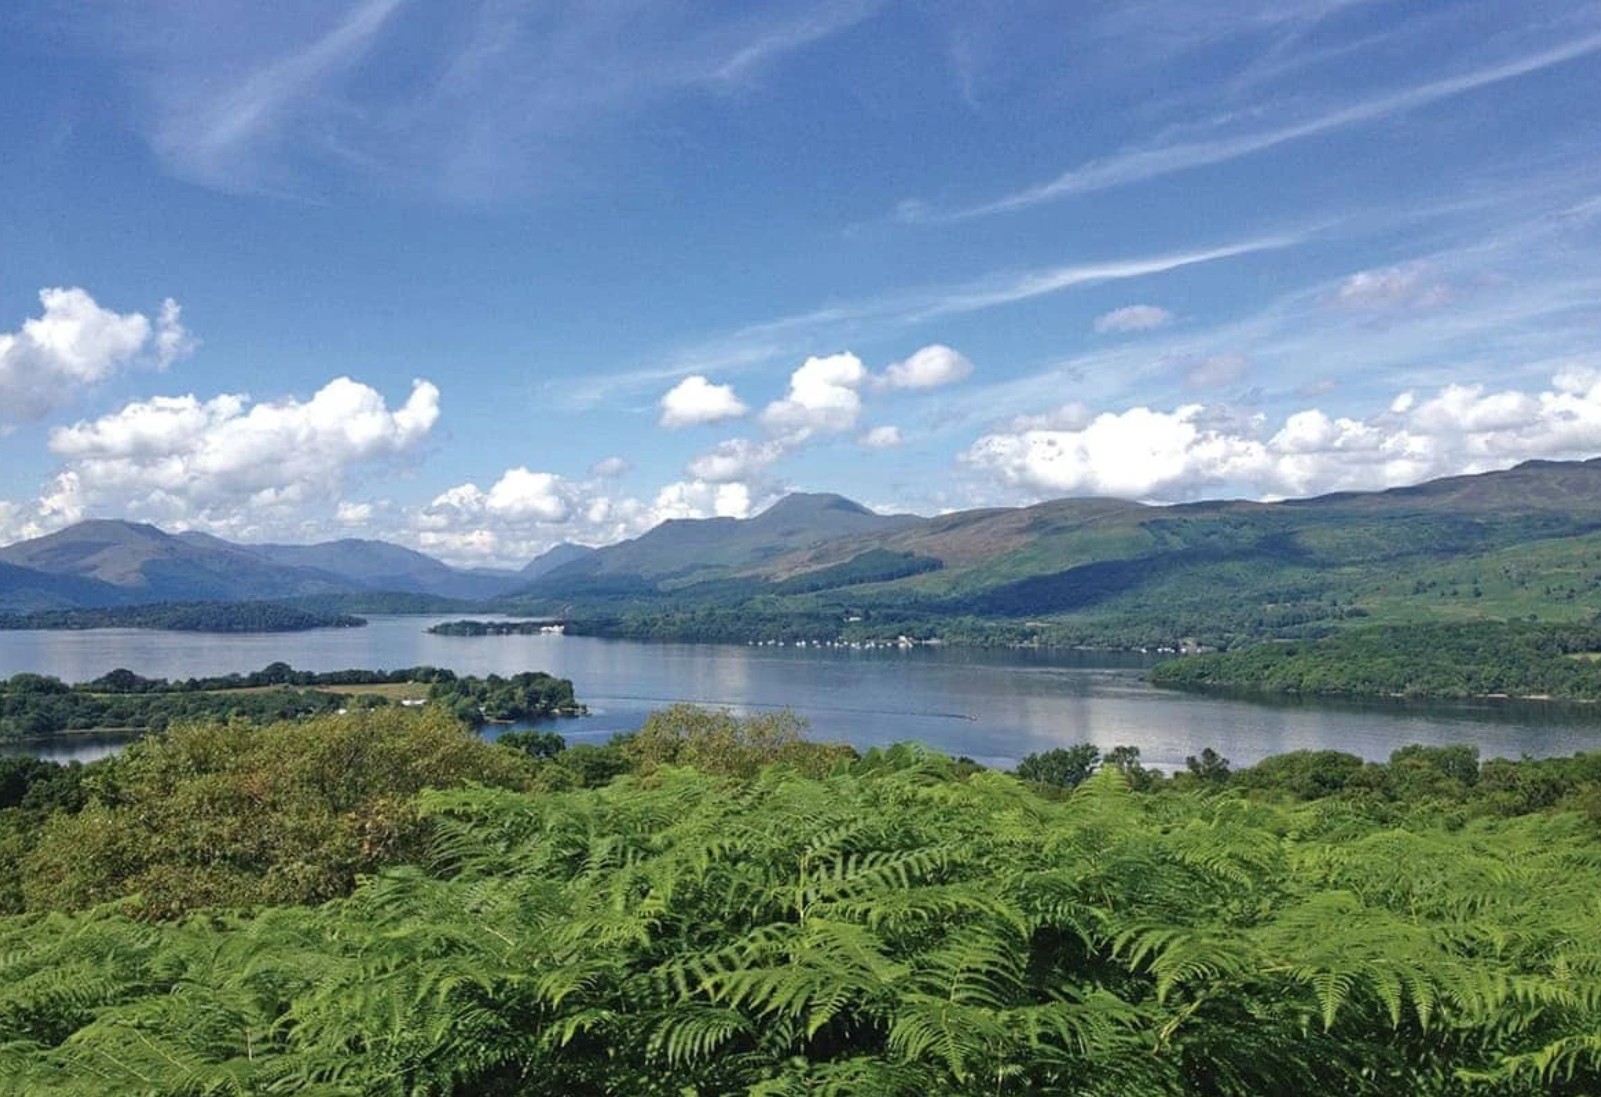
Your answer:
[7,462,1601,641]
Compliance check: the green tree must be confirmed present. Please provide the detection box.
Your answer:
[1015,743,1100,789]
[494,728,567,760]
[19,708,534,917]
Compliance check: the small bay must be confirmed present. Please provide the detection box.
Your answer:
[2,615,1598,770]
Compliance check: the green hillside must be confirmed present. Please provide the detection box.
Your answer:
[508,459,1601,647]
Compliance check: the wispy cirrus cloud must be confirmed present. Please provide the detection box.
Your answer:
[106,0,880,198]
[936,184,1601,436]
[562,233,1300,408]
[149,0,404,193]
[908,29,1601,222]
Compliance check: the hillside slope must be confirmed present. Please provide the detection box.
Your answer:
[509,459,1601,647]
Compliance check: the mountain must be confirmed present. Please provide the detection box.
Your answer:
[11,461,1601,635]
[522,493,919,594]
[0,560,132,613]
[520,542,596,580]
[239,538,522,600]
[0,522,522,610]
[508,460,1601,647]
[0,521,352,606]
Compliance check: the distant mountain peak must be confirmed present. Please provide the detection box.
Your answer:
[756,493,878,521]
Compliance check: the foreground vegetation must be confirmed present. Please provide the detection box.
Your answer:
[1151,621,1601,701]
[7,703,1601,1092]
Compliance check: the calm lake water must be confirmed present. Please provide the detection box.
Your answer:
[3,615,1599,770]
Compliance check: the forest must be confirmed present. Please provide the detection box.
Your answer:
[0,664,581,740]
[0,601,366,632]
[5,704,1601,1093]
[428,619,555,636]
[1150,621,1601,700]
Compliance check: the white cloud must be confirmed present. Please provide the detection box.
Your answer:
[1333,263,1453,310]
[687,438,784,483]
[761,352,867,439]
[964,369,1601,502]
[336,500,375,525]
[878,344,972,390]
[659,375,749,428]
[485,468,572,523]
[0,288,194,423]
[412,466,770,568]
[0,500,33,545]
[859,425,903,449]
[590,455,631,478]
[416,468,586,565]
[965,404,1266,499]
[39,377,438,527]
[564,235,1293,411]
[1094,305,1174,333]
[652,479,754,521]
[423,468,570,526]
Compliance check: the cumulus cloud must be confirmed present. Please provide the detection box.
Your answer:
[859,425,903,449]
[414,452,783,568]
[1094,304,1173,333]
[590,455,631,478]
[964,369,1601,502]
[413,467,764,567]
[0,288,194,423]
[687,438,784,483]
[335,501,375,525]
[1332,263,1452,310]
[422,470,569,525]
[0,499,33,545]
[39,377,438,526]
[652,479,754,521]
[878,344,973,390]
[416,468,582,563]
[761,352,867,440]
[659,375,748,428]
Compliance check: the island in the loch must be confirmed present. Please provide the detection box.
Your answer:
[0,601,366,633]
[0,663,583,742]
[427,618,566,636]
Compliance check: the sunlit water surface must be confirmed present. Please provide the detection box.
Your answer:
[3,616,1597,770]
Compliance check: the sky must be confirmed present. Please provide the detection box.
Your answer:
[2,0,1600,567]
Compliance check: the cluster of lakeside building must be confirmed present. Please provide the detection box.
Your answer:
[746,636,941,649]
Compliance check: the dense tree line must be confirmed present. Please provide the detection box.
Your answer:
[428,670,585,725]
[0,601,365,632]
[428,619,554,636]
[9,702,1601,1092]
[0,681,347,739]
[1150,621,1601,700]
[770,549,943,594]
[0,663,578,740]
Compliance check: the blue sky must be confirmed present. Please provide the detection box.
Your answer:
[2,0,1600,565]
